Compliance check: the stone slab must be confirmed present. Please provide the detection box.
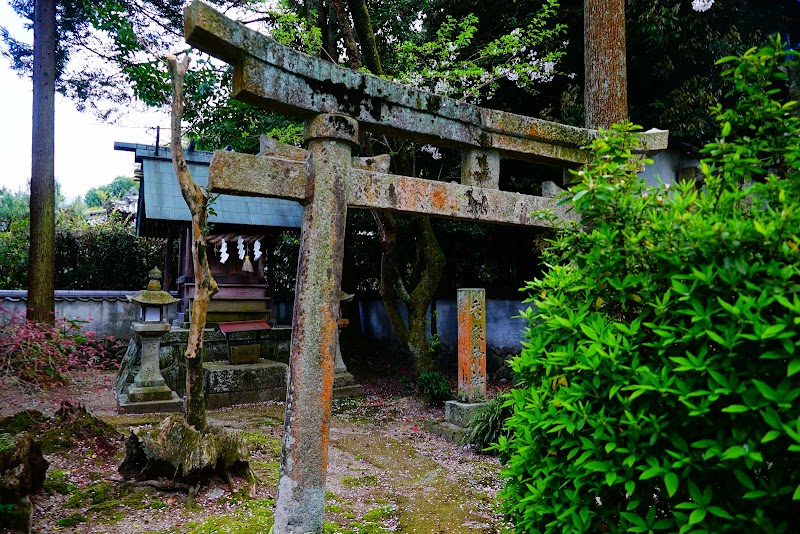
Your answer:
[229,344,260,364]
[203,360,288,408]
[127,384,176,403]
[204,360,287,393]
[457,288,487,402]
[184,1,668,164]
[117,392,183,414]
[425,420,469,446]
[332,385,365,399]
[206,387,287,408]
[445,400,488,429]
[333,372,356,389]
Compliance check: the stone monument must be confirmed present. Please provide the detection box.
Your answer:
[441,288,489,443]
[333,291,364,398]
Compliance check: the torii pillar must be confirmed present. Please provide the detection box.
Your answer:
[274,114,357,532]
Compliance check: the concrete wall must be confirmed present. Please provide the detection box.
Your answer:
[357,297,528,351]
[0,291,177,340]
[0,290,528,350]
[639,148,699,187]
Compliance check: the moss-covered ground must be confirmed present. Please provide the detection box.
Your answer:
[3,371,505,533]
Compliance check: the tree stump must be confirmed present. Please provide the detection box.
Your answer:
[119,415,253,489]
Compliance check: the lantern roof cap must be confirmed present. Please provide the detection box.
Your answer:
[128,267,179,305]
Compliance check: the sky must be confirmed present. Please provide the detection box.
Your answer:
[0,3,170,201]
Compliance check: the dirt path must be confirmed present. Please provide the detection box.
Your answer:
[1,372,507,533]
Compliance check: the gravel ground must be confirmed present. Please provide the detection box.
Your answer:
[1,371,508,533]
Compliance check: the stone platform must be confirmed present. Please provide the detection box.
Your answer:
[117,391,183,414]
[333,372,364,399]
[428,400,488,445]
[204,360,288,409]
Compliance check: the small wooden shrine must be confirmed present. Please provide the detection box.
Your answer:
[115,142,303,325]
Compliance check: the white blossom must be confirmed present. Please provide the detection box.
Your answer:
[434,78,451,94]
[691,0,714,12]
[420,144,443,160]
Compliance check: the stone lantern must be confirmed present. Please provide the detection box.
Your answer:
[129,267,176,323]
[118,268,182,412]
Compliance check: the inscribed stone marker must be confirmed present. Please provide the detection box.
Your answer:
[457,288,487,403]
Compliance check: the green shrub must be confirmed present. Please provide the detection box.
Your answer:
[415,371,452,405]
[0,213,166,291]
[468,397,513,456]
[499,37,800,533]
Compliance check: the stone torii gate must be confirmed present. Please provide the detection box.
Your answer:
[183,2,667,532]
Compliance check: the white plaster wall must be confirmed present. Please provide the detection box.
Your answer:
[0,292,178,340]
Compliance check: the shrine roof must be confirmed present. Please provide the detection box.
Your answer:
[114,142,302,236]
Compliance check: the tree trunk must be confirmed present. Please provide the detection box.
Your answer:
[346,0,383,75]
[167,56,218,432]
[373,213,444,373]
[331,0,362,69]
[339,0,446,373]
[27,0,57,323]
[584,0,627,129]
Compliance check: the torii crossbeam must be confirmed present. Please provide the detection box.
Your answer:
[182,2,668,532]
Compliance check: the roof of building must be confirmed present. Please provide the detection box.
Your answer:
[114,142,303,237]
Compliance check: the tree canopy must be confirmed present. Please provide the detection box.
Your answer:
[84,175,136,207]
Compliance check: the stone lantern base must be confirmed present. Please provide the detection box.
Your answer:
[117,322,182,414]
[117,391,183,414]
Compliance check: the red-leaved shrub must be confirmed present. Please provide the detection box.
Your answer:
[0,305,123,388]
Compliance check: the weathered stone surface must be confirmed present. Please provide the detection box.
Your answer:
[183,1,668,164]
[445,400,488,429]
[119,322,183,413]
[332,372,364,399]
[117,394,183,414]
[541,180,565,198]
[462,148,500,189]
[209,151,307,200]
[0,433,47,533]
[204,360,288,408]
[210,151,572,227]
[425,420,469,446]
[273,114,355,534]
[349,169,572,226]
[117,327,290,402]
[458,288,486,403]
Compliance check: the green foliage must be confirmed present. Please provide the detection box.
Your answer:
[624,0,790,148]
[0,432,13,452]
[55,513,87,527]
[45,469,78,495]
[53,214,165,291]
[499,37,800,533]
[415,371,452,405]
[0,187,166,290]
[0,187,29,232]
[84,176,135,207]
[468,397,513,456]
[0,218,30,290]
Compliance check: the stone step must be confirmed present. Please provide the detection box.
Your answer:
[333,372,356,389]
[332,384,365,399]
